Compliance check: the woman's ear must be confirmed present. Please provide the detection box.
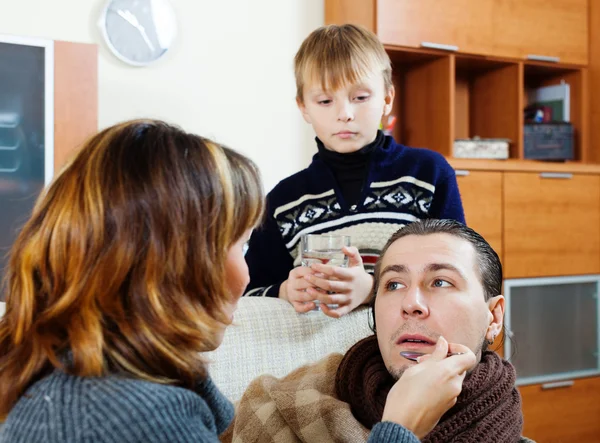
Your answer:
[486,295,505,342]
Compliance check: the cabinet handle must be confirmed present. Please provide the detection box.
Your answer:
[539,172,573,179]
[421,42,459,52]
[541,380,574,390]
[527,54,560,63]
[454,170,470,177]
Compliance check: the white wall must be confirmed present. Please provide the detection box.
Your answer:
[0,0,324,191]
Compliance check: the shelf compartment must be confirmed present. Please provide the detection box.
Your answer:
[454,55,521,159]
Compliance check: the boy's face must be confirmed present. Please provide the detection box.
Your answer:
[298,72,394,154]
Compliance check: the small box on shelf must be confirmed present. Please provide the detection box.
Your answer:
[453,137,509,159]
[523,123,574,161]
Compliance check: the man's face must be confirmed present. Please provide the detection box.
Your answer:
[374,233,503,380]
[297,71,394,154]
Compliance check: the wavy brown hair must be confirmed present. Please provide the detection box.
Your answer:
[0,119,264,420]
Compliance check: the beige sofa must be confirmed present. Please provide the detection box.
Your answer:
[0,299,372,403]
[207,297,372,402]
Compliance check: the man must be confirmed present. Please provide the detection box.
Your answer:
[225,220,532,443]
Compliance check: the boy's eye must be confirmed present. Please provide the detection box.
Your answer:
[432,279,452,288]
[385,281,405,291]
[354,95,369,101]
[317,99,332,105]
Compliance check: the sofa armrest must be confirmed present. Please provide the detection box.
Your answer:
[206,297,372,402]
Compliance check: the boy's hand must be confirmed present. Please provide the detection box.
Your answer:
[279,266,318,313]
[304,246,373,318]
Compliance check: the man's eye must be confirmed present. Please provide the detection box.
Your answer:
[385,281,405,291]
[432,279,452,288]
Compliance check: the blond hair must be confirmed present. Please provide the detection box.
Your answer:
[0,119,264,420]
[294,24,392,103]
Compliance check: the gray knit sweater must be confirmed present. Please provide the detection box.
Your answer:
[0,370,234,442]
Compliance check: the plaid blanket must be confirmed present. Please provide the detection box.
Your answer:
[220,353,536,443]
[220,353,369,443]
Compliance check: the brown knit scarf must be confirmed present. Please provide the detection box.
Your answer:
[335,335,523,443]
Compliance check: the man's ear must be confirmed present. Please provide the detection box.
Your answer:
[296,96,312,124]
[383,85,395,116]
[486,295,505,342]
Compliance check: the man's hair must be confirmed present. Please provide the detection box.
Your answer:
[294,24,393,104]
[370,219,503,330]
[0,119,265,420]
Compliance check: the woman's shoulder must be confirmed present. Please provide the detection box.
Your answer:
[3,371,233,442]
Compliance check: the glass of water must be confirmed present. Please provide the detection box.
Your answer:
[300,234,351,310]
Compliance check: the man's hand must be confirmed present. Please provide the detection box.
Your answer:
[279,266,318,313]
[381,337,477,439]
[304,246,374,318]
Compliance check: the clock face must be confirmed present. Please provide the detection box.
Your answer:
[100,0,177,66]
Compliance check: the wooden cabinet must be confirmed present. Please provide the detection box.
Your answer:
[53,41,98,171]
[376,0,494,56]
[326,0,589,64]
[455,170,503,260]
[492,0,589,65]
[519,377,600,442]
[326,0,591,162]
[503,172,600,278]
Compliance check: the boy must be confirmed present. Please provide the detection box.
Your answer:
[244,24,465,317]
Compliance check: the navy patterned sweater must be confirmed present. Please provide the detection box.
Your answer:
[245,135,465,297]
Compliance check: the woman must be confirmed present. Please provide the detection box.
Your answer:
[0,120,264,442]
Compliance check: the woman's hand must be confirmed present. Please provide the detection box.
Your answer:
[304,246,373,318]
[381,337,477,439]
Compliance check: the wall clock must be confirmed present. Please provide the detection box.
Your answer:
[99,0,177,66]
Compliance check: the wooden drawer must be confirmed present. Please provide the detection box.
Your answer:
[503,172,600,278]
[519,377,600,442]
[455,170,503,260]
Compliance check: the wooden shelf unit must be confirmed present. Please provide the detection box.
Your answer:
[326,2,600,441]
[386,47,589,163]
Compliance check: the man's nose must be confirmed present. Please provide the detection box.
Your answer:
[336,101,354,122]
[401,286,429,318]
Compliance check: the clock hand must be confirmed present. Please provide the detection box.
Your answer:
[116,9,155,52]
[116,9,138,27]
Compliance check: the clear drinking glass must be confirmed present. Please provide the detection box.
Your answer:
[300,234,351,310]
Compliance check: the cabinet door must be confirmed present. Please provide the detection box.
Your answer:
[492,0,588,65]
[455,170,503,260]
[376,0,494,56]
[519,377,600,442]
[503,172,600,278]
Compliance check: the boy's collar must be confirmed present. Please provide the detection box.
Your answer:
[316,130,384,159]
